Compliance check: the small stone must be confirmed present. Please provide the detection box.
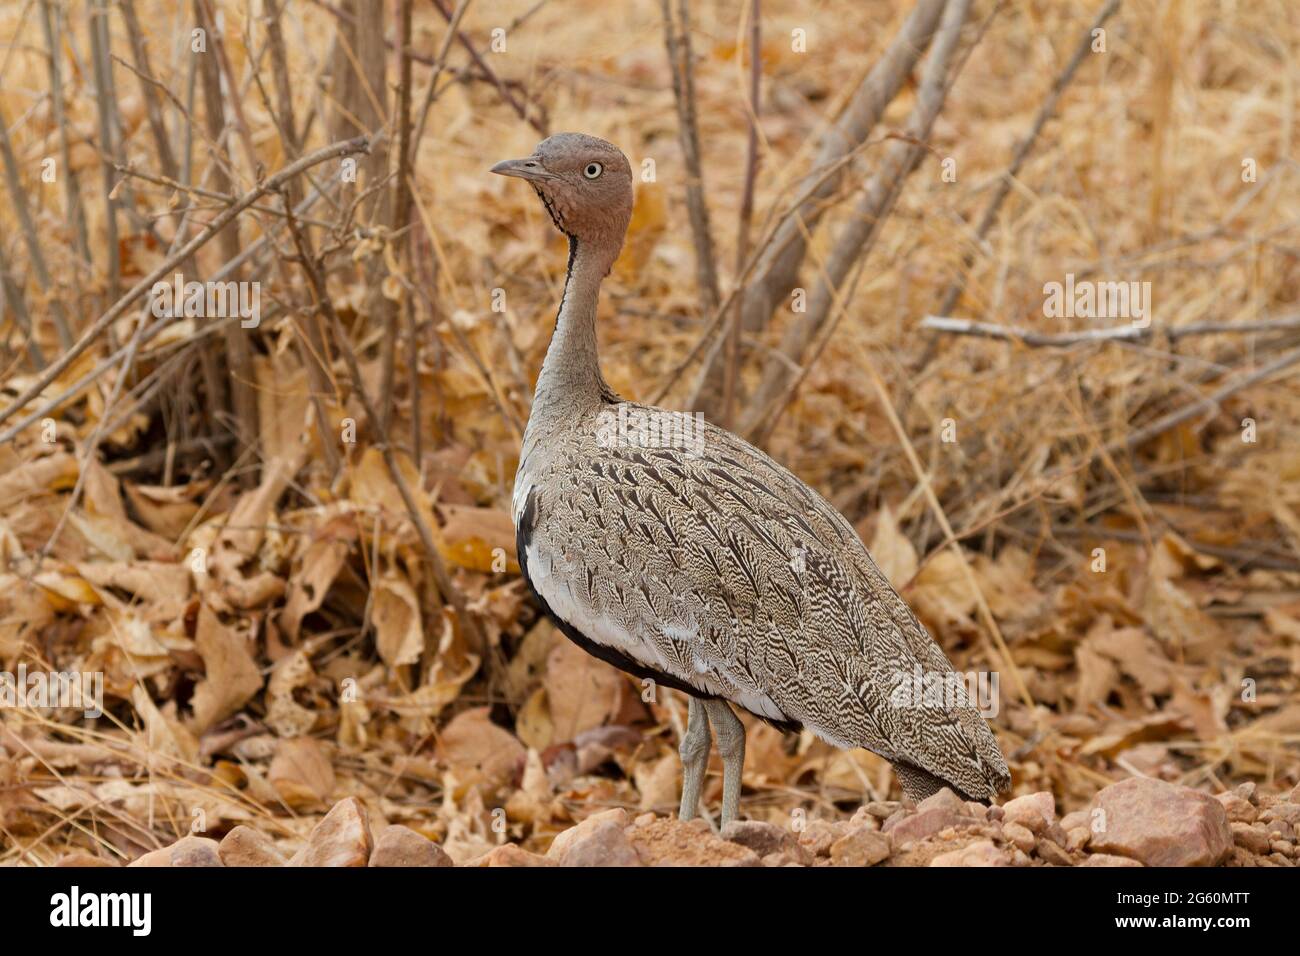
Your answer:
[1002,822,1035,854]
[1227,846,1258,867]
[369,825,454,867]
[846,806,881,830]
[1066,827,1091,852]
[626,816,761,866]
[289,797,373,867]
[1260,804,1300,826]
[722,820,810,863]
[1268,852,1291,867]
[1231,822,1270,855]
[1215,792,1257,824]
[862,801,901,820]
[219,826,286,867]
[1265,820,1295,841]
[884,805,979,846]
[1270,840,1294,858]
[761,850,809,867]
[963,802,989,821]
[1001,792,1056,834]
[547,808,640,866]
[476,844,556,867]
[930,839,1011,867]
[1288,782,1300,804]
[797,819,850,857]
[881,808,908,831]
[1081,853,1143,867]
[1037,837,1074,867]
[1010,848,1032,867]
[55,853,117,867]
[130,836,223,868]
[1060,810,1090,831]
[917,788,967,814]
[986,805,1004,822]
[1234,781,1258,805]
[829,828,891,867]
[1089,778,1232,867]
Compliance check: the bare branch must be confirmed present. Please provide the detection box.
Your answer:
[0,136,371,441]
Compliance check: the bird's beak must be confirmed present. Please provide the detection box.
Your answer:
[490,156,549,183]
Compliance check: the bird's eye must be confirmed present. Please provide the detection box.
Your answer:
[583,162,603,179]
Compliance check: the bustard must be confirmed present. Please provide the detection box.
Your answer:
[494,133,1010,826]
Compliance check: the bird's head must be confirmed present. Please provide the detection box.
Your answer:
[491,132,634,265]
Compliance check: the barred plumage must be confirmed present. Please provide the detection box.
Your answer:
[493,133,1009,824]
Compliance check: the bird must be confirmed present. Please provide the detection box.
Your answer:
[493,132,1010,827]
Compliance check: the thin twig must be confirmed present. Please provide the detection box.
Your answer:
[0,137,371,441]
[661,0,721,317]
[920,309,1300,346]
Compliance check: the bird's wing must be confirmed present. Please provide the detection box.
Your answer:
[517,403,1008,798]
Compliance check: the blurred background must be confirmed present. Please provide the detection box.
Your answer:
[0,0,1297,864]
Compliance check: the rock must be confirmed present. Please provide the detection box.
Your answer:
[930,839,1011,867]
[1262,819,1295,842]
[884,805,979,846]
[128,848,173,868]
[1231,822,1271,855]
[289,797,373,867]
[762,850,809,867]
[1081,853,1143,867]
[547,808,640,866]
[1036,836,1074,866]
[797,819,850,857]
[986,805,1004,822]
[861,801,901,820]
[129,836,223,867]
[1001,792,1056,834]
[1066,827,1091,852]
[369,825,454,867]
[626,816,760,866]
[881,808,908,831]
[1270,839,1295,858]
[219,826,286,867]
[1215,792,1257,823]
[1289,782,1300,804]
[473,844,556,867]
[55,853,117,867]
[829,828,892,867]
[846,806,881,830]
[1060,810,1091,832]
[1002,821,1035,854]
[964,802,989,821]
[916,788,967,814]
[722,820,810,863]
[1234,781,1258,805]
[1089,778,1232,867]
[1260,804,1300,827]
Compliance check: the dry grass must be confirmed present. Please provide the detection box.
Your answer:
[0,0,1297,864]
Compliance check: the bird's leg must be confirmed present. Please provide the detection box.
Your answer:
[703,699,746,826]
[677,696,712,822]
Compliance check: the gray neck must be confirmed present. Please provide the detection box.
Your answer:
[528,236,612,425]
